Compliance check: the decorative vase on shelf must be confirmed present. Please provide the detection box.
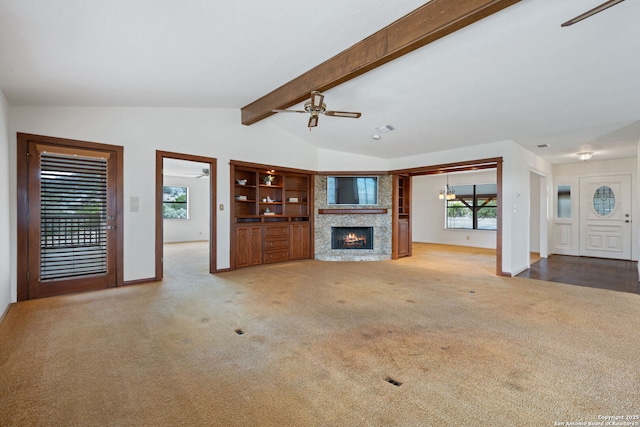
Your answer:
[264,175,274,185]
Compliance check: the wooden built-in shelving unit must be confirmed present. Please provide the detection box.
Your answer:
[230,161,313,269]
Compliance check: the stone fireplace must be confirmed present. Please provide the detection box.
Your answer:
[314,175,392,261]
[332,227,374,250]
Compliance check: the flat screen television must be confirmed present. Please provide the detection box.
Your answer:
[327,176,378,205]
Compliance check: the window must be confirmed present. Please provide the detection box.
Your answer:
[557,185,571,218]
[446,184,497,230]
[592,185,615,217]
[163,186,188,219]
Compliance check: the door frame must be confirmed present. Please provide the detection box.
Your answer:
[390,157,504,276]
[155,151,218,279]
[16,133,124,301]
[529,169,548,263]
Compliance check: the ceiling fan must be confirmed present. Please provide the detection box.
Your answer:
[196,168,210,178]
[561,0,625,27]
[272,91,361,129]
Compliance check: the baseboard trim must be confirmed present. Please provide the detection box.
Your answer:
[123,277,158,286]
[0,302,14,325]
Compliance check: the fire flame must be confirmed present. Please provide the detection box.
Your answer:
[344,233,362,243]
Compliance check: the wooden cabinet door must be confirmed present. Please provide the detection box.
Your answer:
[393,174,412,259]
[398,218,411,257]
[290,223,310,260]
[235,225,262,267]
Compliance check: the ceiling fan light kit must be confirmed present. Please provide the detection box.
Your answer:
[272,90,361,129]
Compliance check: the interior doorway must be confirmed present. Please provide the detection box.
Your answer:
[529,170,548,265]
[391,157,503,276]
[155,151,217,279]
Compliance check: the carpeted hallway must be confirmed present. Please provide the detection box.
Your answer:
[1,243,639,426]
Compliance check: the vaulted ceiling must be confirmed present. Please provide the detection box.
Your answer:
[1,0,638,163]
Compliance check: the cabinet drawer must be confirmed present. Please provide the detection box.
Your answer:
[265,238,288,249]
[264,225,289,238]
[264,250,289,264]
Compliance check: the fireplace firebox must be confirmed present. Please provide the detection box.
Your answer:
[331,227,373,250]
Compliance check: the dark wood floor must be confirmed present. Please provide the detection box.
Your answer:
[517,255,640,294]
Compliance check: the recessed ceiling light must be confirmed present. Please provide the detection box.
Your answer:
[372,134,381,141]
[376,125,395,133]
[537,144,550,148]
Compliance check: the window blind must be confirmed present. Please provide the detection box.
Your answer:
[40,153,108,280]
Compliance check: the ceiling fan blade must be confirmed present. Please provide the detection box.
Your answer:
[561,0,625,27]
[324,110,362,118]
[308,114,319,128]
[310,91,324,110]
[272,109,307,113]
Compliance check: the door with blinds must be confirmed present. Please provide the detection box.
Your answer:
[18,134,123,300]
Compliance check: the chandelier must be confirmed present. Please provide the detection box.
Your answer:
[439,174,456,200]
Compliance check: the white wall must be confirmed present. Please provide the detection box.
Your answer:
[317,148,389,171]
[8,107,319,287]
[0,91,11,314]
[162,175,210,243]
[412,170,497,249]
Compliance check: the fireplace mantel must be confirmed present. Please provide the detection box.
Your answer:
[318,208,388,215]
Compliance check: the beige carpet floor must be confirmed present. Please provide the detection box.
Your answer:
[1,243,639,426]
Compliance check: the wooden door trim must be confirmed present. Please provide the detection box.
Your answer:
[155,151,218,280]
[16,133,124,301]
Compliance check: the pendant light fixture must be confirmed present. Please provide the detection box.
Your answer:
[439,174,456,200]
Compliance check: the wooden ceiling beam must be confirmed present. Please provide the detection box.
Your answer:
[241,0,521,126]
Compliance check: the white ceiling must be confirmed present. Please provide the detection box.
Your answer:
[1,0,639,164]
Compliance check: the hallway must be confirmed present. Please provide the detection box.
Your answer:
[517,255,640,294]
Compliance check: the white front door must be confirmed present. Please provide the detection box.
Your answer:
[579,175,632,260]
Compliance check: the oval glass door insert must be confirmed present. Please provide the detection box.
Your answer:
[592,186,615,216]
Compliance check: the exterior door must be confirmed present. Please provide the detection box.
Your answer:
[18,134,123,300]
[579,175,632,260]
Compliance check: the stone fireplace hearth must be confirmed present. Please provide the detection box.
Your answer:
[314,175,392,261]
